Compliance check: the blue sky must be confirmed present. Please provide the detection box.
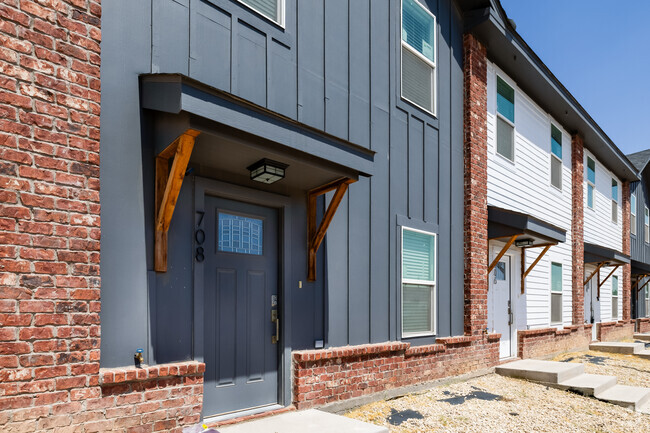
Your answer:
[499,0,650,155]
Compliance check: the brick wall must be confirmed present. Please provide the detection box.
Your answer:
[293,336,500,409]
[463,33,489,336]
[571,134,585,325]
[518,325,592,359]
[597,320,634,342]
[637,318,650,334]
[622,181,631,321]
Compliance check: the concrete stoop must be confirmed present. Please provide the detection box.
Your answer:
[589,342,645,355]
[217,409,388,433]
[634,333,650,342]
[496,360,650,413]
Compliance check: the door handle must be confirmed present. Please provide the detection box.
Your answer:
[271,310,279,344]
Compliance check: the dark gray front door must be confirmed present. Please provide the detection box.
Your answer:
[203,196,279,417]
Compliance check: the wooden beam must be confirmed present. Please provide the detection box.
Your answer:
[154,129,200,272]
[487,235,518,274]
[638,277,650,295]
[520,245,551,294]
[597,265,620,300]
[584,262,605,286]
[307,178,356,281]
[632,274,648,292]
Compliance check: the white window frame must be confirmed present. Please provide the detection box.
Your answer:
[401,226,437,338]
[643,206,650,244]
[495,75,515,163]
[400,0,437,116]
[586,156,595,210]
[550,261,563,326]
[611,178,618,224]
[611,275,619,320]
[550,124,562,191]
[236,0,285,27]
[631,191,637,236]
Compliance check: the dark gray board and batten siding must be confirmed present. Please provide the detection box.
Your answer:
[630,169,650,317]
[100,0,465,367]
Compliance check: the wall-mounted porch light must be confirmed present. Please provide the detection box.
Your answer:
[515,238,534,247]
[247,158,288,184]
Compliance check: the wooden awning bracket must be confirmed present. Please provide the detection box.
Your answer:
[307,177,356,281]
[584,262,606,286]
[154,129,200,272]
[633,274,649,292]
[520,244,552,294]
[637,277,650,294]
[597,264,620,300]
[487,234,519,274]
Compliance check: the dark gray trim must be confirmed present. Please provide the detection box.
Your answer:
[141,75,375,176]
[193,177,293,413]
[584,242,630,265]
[487,206,566,244]
[631,259,650,275]
[396,214,439,234]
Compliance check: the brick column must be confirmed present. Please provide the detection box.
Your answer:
[571,134,585,325]
[462,34,488,336]
[622,181,631,321]
[0,0,102,429]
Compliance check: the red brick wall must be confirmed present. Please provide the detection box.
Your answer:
[293,336,500,409]
[611,168,632,327]
[597,321,634,342]
[571,134,585,325]
[463,33,489,336]
[518,325,592,359]
[637,318,650,334]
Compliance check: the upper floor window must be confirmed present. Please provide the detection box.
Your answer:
[237,0,284,26]
[645,206,649,243]
[496,76,515,161]
[587,157,595,209]
[611,179,618,224]
[645,285,649,318]
[631,192,637,235]
[550,125,562,190]
[401,0,436,114]
[401,227,437,337]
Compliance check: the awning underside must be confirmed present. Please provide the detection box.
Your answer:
[488,206,566,246]
[584,242,630,266]
[631,259,650,275]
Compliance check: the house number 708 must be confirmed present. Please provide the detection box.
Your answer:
[195,211,205,263]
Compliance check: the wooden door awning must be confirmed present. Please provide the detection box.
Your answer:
[520,243,553,294]
[632,274,648,292]
[487,235,518,274]
[307,177,356,281]
[597,265,620,300]
[155,129,200,272]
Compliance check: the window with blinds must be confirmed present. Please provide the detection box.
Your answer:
[646,286,649,318]
[587,157,595,209]
[401,0,436,113]
[550,262,562,324]
[238,0,283,26]
[611,179,618,224]
[496,76,515,161]
[550,125,562,190]
[611,276,619,319]
[645,206,649,243]
[401,227,436,337]
[631,192,637,235]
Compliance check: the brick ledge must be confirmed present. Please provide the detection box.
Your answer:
[99,360,205,385]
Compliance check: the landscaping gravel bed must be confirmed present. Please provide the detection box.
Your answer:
[552,349,650,388]
[345,372,650,432]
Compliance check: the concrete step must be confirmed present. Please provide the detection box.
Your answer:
[557,373,617,397]
[595,385,650,411]
[634,333,650,342]
[638,349,650,360]
[589,342,645,355]
[217,409,388,433]
[496,359,584,384]
[639,402,650,415]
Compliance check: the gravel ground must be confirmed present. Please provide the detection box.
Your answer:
[345,354,650,433]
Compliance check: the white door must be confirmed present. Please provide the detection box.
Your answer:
[490,256,512,358]
[584,275,598,341]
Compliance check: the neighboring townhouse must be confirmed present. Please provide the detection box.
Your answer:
[464,0,639,360]
[626,150,650,333]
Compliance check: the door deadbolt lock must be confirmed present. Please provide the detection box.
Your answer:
[271,310,279,344]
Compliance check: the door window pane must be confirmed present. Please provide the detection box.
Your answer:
[218,213,263,255]
[494,262,506,281]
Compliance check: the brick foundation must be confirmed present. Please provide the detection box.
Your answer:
[637,318,650,334]
[292,336,501,409]
[597,320,635,341]
[517,326,592,359]
[571,134,585,325]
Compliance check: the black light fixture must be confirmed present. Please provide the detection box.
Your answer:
[247,158,288,184]
[515,238,534,247]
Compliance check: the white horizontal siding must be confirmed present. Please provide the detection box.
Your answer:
[486,63,573,330]
[584,264,622,323]
[583,150,623,251]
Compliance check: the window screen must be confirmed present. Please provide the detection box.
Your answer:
[402,284,433,335]
[402,227,436,337]
[551,156,562,189]
[238,0,282,25]
[401,46,433,112]
[551,262,562,324]
[497,116,514,161]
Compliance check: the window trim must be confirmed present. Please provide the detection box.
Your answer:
[550,124,562,191]
[400,226,437,338]
[550,261,563,326]
[586,156,596,210]
[611,178,618,224]
[631,191,637,236]
[495,75,516,163]
[400,0,437,116]
[236,0,286,27]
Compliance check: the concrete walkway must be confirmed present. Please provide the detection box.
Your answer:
[590,341,650,360]
[217,409,388,433]
[496,359,650,413]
